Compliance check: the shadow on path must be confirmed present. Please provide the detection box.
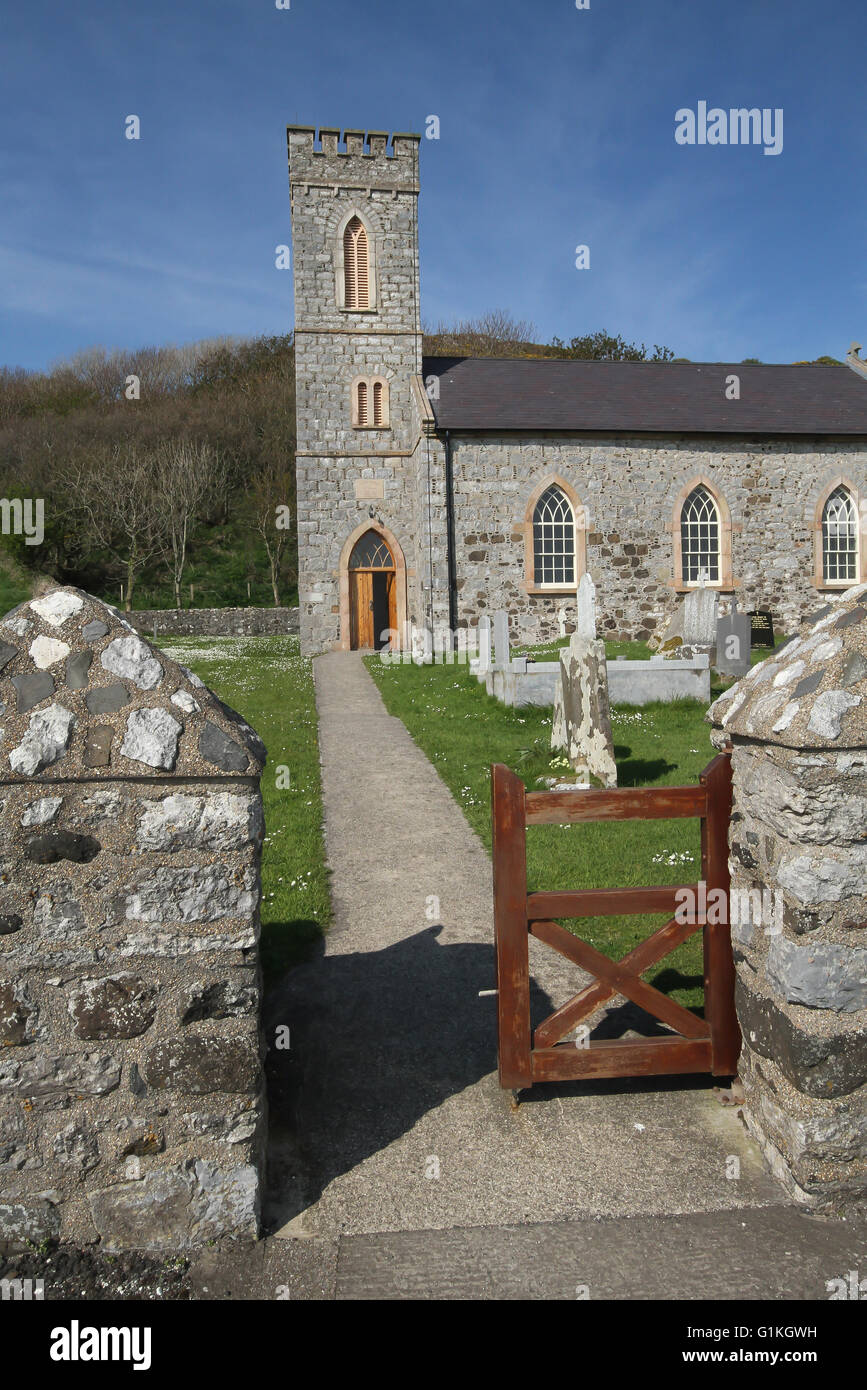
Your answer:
[264,925,717,1229]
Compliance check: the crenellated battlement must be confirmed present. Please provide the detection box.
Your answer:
[287,125,420,188]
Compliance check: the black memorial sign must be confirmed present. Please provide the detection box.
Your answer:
[749,610,775,648]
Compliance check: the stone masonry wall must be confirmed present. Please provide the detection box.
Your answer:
[128,607,299,639]
[709,583,867,1210]
[450,433,867,647]
[0,588,268,1252]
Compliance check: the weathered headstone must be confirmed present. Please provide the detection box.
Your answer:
[576,573,597,641]
[551,677,566,752]
[652,587,718,659]
[493,610,510,669]
[683,586,718,647]
[715,597,751,678]
[476,615,492,673]
[749,609,775,648]
[0,587,267,1253]
[550,631,617,787]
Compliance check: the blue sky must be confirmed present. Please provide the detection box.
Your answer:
[2,0,864,370]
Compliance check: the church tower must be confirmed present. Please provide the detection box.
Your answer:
[287,126,426,655]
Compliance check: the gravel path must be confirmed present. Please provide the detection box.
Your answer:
[265,651,784,1254]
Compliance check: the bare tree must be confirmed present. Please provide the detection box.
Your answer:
[62,444,169,609]
[152,439,228,607]
[423,309,538,358]
[247,457,293,606]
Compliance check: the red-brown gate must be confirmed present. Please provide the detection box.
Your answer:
[492,752,740,1091]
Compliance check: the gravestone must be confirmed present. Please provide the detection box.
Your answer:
[715,597,752,678]
[749,609,775,648]
[550,630,617,787]
[476,615,492,673]
[576,573,597,641]
[652,586,718,659]
[683,585,718,647]
[551,669,567,751]
[493,610,510,669]
[0,587,267,1253]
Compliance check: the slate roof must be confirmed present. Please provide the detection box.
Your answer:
[422,357,867,434]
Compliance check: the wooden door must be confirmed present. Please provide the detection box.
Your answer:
[350,571,375,649]
[386,572,396,637]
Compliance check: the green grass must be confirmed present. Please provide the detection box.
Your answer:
[364,651,775,1015]
[514,636,654,661]
[515,633,790,670]
[0,555,35,612]
[157,634,329,981]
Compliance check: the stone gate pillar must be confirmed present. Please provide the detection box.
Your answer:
[0,588,267,1251]
[708,584,867,1210]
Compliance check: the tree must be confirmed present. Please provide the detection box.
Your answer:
[247,457,294,606]
[62,444,169,610]
[152,439,228,607]
[423,309,538,357]
[550,331,675,362]
[421,315,677,362]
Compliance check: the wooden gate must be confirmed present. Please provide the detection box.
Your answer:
[492,752,739,1091]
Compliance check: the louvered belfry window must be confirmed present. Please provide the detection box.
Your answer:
[680,484,720,584]
[372,380,384,427]
[356,380,368,426]
[822,485,858,583]
[343,216,370,309]
[533,485,575,586]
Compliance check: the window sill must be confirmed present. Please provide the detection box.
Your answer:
[524,585,579,596]
[669,580,737,594]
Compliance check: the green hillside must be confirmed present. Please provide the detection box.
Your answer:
[0,334,298,611]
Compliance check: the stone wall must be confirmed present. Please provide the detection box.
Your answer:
[127,606,299,639]
[708,583,867,1210]
[0,588,268,1252]
[448,433,867,648]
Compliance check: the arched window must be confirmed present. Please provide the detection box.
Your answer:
[822,484,858,584]
[352,375,389,428]
[343,215,370,310]
[680,484,720,585]
[532,484,575,587]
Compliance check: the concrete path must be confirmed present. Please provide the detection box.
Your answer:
[262,651,862,1297]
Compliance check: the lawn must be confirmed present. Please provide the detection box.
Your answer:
[514,634,786,670]
[0,555,35,613]
[157,634,329,981]
[364,645,776,1014]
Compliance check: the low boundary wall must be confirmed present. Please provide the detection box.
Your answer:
[127,608,300,639]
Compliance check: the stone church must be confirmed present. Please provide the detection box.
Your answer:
[287,125,867,657]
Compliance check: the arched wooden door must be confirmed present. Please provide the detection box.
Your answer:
[348,529,397,650]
